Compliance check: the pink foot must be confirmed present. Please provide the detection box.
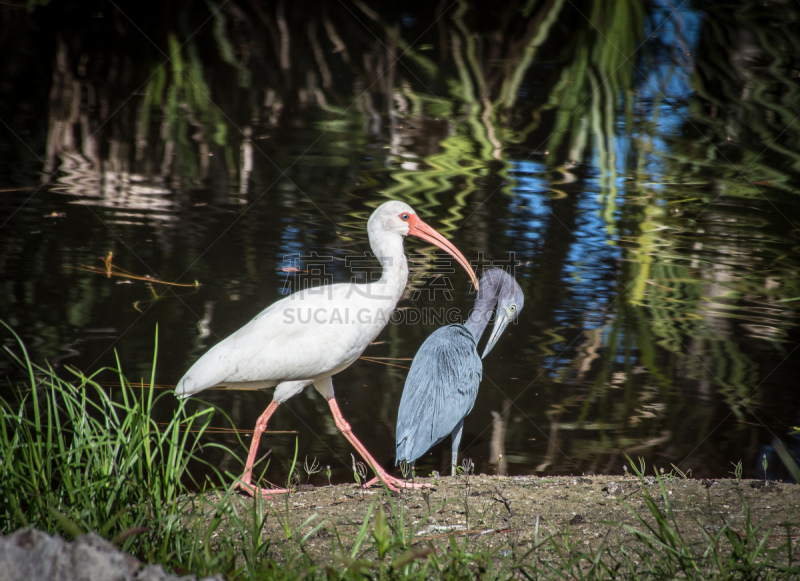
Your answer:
[325,398,431,493]
[236,481,292,498]
[365,473,431,490]
[237,400,285,498]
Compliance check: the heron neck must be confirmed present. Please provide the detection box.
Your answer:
[464,293,495,341]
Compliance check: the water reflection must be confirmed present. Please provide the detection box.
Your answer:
[1,0,800,486]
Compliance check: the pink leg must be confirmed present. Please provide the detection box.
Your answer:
[328,398,429,491]
[236,400,292,497]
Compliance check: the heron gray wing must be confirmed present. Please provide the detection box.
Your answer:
[395,325,482,465]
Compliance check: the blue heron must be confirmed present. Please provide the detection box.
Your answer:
[395,267,524,475]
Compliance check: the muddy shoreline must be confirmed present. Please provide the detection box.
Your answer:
[197,474,800,562]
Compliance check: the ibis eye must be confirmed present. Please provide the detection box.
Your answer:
[401,213,410,221]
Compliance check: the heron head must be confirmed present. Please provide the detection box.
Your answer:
[480,268,524,358]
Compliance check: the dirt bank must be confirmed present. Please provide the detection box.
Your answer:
[197,474,800,562]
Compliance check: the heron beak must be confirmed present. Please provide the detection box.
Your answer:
[408,217,479,290]
[482,308,512,359]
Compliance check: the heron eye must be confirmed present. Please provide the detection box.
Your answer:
[509,305,517,313]
[400,213,410,221]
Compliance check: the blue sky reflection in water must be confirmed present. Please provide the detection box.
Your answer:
[1,0,800,486]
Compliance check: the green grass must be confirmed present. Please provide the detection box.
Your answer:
[2,324,800,579]
[0,322,224,566]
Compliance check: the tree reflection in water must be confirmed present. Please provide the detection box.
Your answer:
[1,0,799,485]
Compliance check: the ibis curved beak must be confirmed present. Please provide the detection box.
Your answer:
[482,308,512,359]
[408,216,479,290]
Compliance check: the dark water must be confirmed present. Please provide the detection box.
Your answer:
[2,0,800,486]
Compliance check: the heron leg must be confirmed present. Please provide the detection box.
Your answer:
[450,419,464,476]
[326,397,429,491]
[236,400,291,497]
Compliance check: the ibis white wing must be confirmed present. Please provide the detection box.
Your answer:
[176,282,395,398]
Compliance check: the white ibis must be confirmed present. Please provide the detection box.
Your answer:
[176,201,479,496]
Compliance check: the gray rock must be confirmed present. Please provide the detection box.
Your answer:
[0,528,222,581]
